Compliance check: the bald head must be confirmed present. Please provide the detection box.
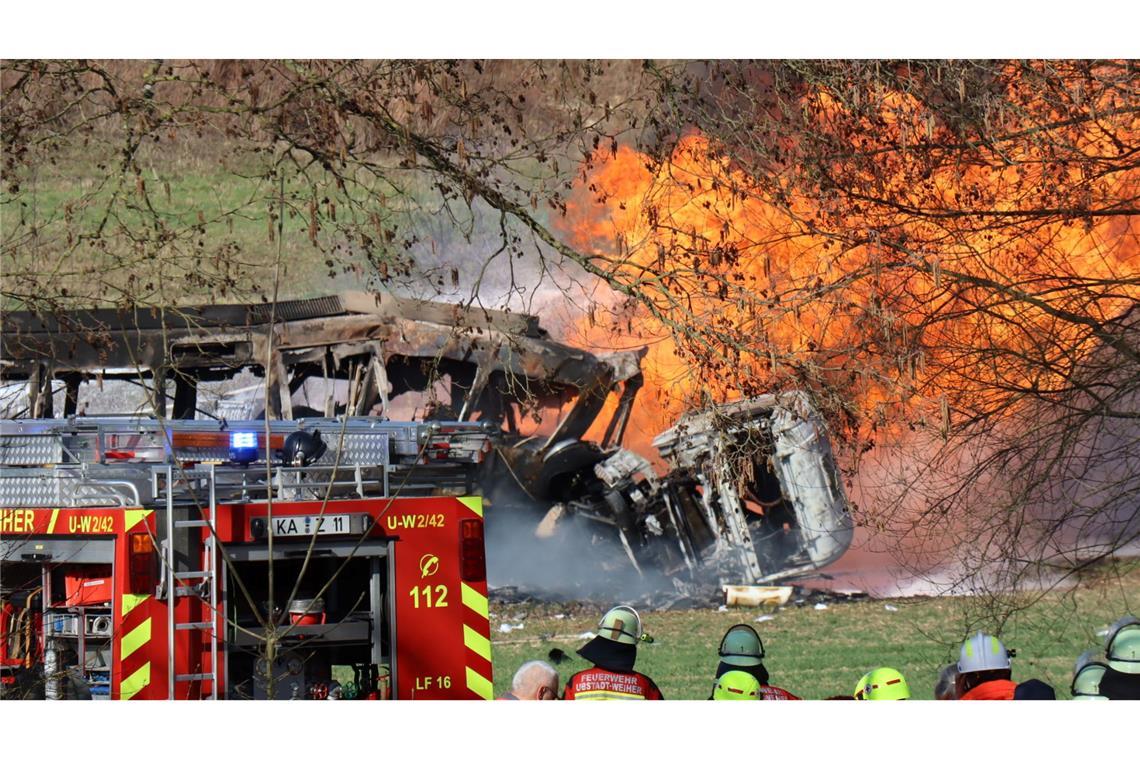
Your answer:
[510,660,559,700]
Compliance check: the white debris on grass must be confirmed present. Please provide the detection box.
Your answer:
[498,622,526,633]
[553,614,566,619]
[717,605,728,612]
[577,632,594,640]
[884,604,899,612]
[754,614,775,623]
[813,603,828,611]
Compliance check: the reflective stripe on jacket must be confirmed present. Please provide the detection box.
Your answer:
[759,684,800,700]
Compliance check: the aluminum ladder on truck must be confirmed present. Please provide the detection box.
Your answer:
[162,463,219,700]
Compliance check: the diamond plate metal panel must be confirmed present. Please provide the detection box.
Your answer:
[0,435,64,466]
[0,468,146,507]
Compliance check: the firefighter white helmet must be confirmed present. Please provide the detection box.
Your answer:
[1105,615,1140,674]
[957,632,1013,674]
[1071,650,1108,700]
[718,624,765,667]
[596,605,645,645]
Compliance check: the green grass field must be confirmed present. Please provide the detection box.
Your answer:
[489,561,1140,700]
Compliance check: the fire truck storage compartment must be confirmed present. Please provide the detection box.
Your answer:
[224,542,390,699]
[62,566,113,607]
[1,560,44,675]
[1,539,117,699]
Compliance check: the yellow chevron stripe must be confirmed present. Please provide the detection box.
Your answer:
[120,618,152,661]
[123,509,152,531]
[464,624,492,662]
[457,496,483,518]
[121,662,151,700]
[47,509,60,533]
[465,666,493,700]
[461,583,488,619]
[121,593,150,618]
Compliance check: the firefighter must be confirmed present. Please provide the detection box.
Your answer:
[712,670,761,701]
[1098,614,1140,700]
[855,667,910,700]
[563,605,664,700]
[710,623,799,700]
[955,632,1018,700]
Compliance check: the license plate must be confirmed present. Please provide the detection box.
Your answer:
[270,514,352,537]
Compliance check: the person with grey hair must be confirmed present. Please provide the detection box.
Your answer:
[934,664,958,700]
[498,660,559,700]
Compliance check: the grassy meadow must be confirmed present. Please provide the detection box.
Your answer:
[489,561,1140,700]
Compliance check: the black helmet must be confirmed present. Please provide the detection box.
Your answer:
[282,430,327,466]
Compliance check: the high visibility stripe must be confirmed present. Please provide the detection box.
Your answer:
[120,618,152,661]
[571,690,646,700]
[465,666,493,700]
[47,509,60,533]
[464,624,491,662]
[457,496,483,518]
[121,593,149,617]
[121,662,151,700]
[123,509,152,531]
[461,583,488,618]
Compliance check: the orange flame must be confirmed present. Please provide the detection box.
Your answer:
[560,70,1140,455]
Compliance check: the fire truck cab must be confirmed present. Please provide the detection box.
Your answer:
[0,416,495,700]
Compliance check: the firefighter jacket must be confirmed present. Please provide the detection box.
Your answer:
[563,667,665,700]
[959,678,1017,700]
[1099,667,1140,700]
[758,684,800,700]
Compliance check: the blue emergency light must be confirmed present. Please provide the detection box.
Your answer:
[229,431,259,463]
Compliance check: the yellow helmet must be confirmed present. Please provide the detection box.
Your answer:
[713,670,761,701]
[859,667,910,700]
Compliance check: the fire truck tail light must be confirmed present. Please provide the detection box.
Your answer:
[128,533,158,594]
[459,518,485,583]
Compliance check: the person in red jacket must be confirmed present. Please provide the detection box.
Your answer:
[563,605,664,700]
[710,623,800,700]
[956,632,1017,700]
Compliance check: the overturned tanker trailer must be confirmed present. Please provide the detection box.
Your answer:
[0,291,852,587]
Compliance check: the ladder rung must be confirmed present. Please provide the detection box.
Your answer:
[175,520,212,528]
[175,622,214,631]
[174,586,208,597]
[174,571,213,580]
[175,673,215,682]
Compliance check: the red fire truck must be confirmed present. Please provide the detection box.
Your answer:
[0,416,495,700]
